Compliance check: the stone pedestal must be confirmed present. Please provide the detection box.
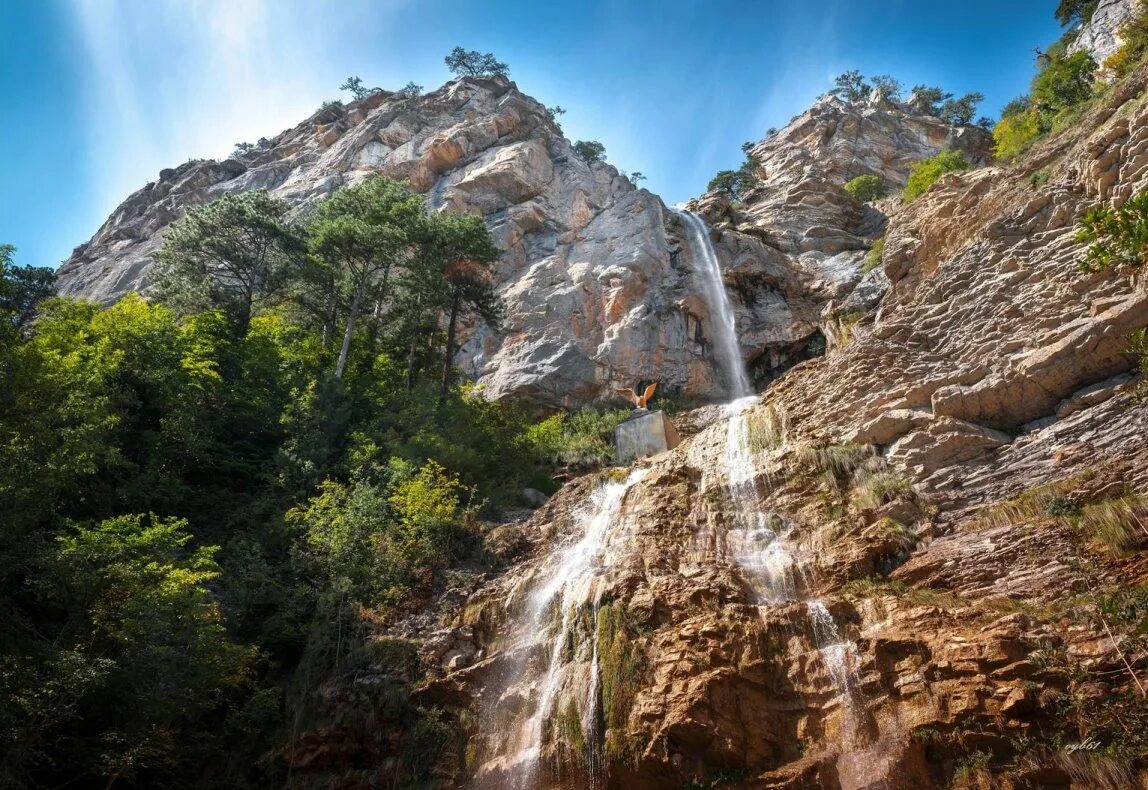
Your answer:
[615,410,680,464]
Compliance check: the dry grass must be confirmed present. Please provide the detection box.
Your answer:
[747,405,788,453]
[851,471,913,510]
[1079,496,1148,555]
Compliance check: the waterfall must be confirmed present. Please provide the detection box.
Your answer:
[482,468,646,789]
[673,208,753,399]
[807,600,863,741]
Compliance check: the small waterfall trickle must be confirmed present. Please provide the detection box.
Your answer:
[807,600,863,734]
[673,208,753,399]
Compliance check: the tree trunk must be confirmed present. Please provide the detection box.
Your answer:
[334,283,365,380]
[405,294,423,391]
[438,294,460,408]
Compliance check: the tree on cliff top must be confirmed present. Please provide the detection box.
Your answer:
[339,76,381,100]
[444,47,510,79]
[573,140,607,165]
[1055,0,1099,27]
[830,70,871,103]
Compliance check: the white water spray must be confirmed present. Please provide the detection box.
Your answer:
[807,600,863,739]
[507,468,647,788]
[673,209,753,399]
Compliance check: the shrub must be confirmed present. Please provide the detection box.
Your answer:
[1105,7,1148,77]
[1076,191,1148,274]
[524,408,630,469]
[572,140,606,165]
[903,150,970,203]
[844,174,887,202]
[862,237,885,274]
[1032,51,1096,115]
[993,109,1044,158]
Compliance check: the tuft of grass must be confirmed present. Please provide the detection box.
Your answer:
[1079,496,1148,555]
[1030,168,1051,188]
[862,236,885,274]
[851,471,913,510]
[791,442,873,479]
[747,404,788,453]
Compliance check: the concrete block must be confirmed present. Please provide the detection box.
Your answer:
[615,410,680,464]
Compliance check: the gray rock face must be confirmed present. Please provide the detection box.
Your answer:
[55,77,988,408]
[1069,0,1136,64]
[686,91,992,384]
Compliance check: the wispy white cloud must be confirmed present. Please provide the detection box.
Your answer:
[67,0,409,218]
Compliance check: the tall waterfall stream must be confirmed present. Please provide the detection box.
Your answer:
[474,209,865,787]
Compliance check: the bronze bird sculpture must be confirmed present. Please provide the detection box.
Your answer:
[615,382,657,410]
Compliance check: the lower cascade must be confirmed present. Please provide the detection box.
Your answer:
[474,469,647,788]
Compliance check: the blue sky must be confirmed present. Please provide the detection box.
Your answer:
[0,0,1063,269]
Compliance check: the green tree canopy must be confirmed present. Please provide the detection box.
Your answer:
[443,47,509,78]
[152,191,304,336]
[573,140,607,165]
[307,177,426,378]
[830,70,870,102]
[0,244,56,329]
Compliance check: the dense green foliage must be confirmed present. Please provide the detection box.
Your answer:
[1076,191,1148,273]
[1055,0,1099,27]
[993,45,1097,159]
[902,150,970,203]
[938,92,985,125]
[0,175,583,787]
[572,140,606,165]
[843,174,887,203]
[830,70,871,102]
[444,47,509,79]
[0,244,55,329]
[525,407,631,469]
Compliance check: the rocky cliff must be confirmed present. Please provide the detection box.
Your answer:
[280,62,1148,789]
[55,77,984,406]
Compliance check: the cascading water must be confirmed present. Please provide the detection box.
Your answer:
[673,208,752,399]
[481,469,646,789]
[677,208,866,743]
[807,600,862,733]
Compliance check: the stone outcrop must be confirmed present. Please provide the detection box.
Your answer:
[1070,0,1137,64]
[55,77,987,408]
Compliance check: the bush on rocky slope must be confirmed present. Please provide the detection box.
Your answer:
[844,174,887,202]
[903,149,970,202]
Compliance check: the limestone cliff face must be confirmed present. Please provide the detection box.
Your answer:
[55,78,983,407]
[1070,0,1137,64]
[282,66,1148,789]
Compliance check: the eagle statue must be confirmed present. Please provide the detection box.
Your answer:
[615,382,658,410]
